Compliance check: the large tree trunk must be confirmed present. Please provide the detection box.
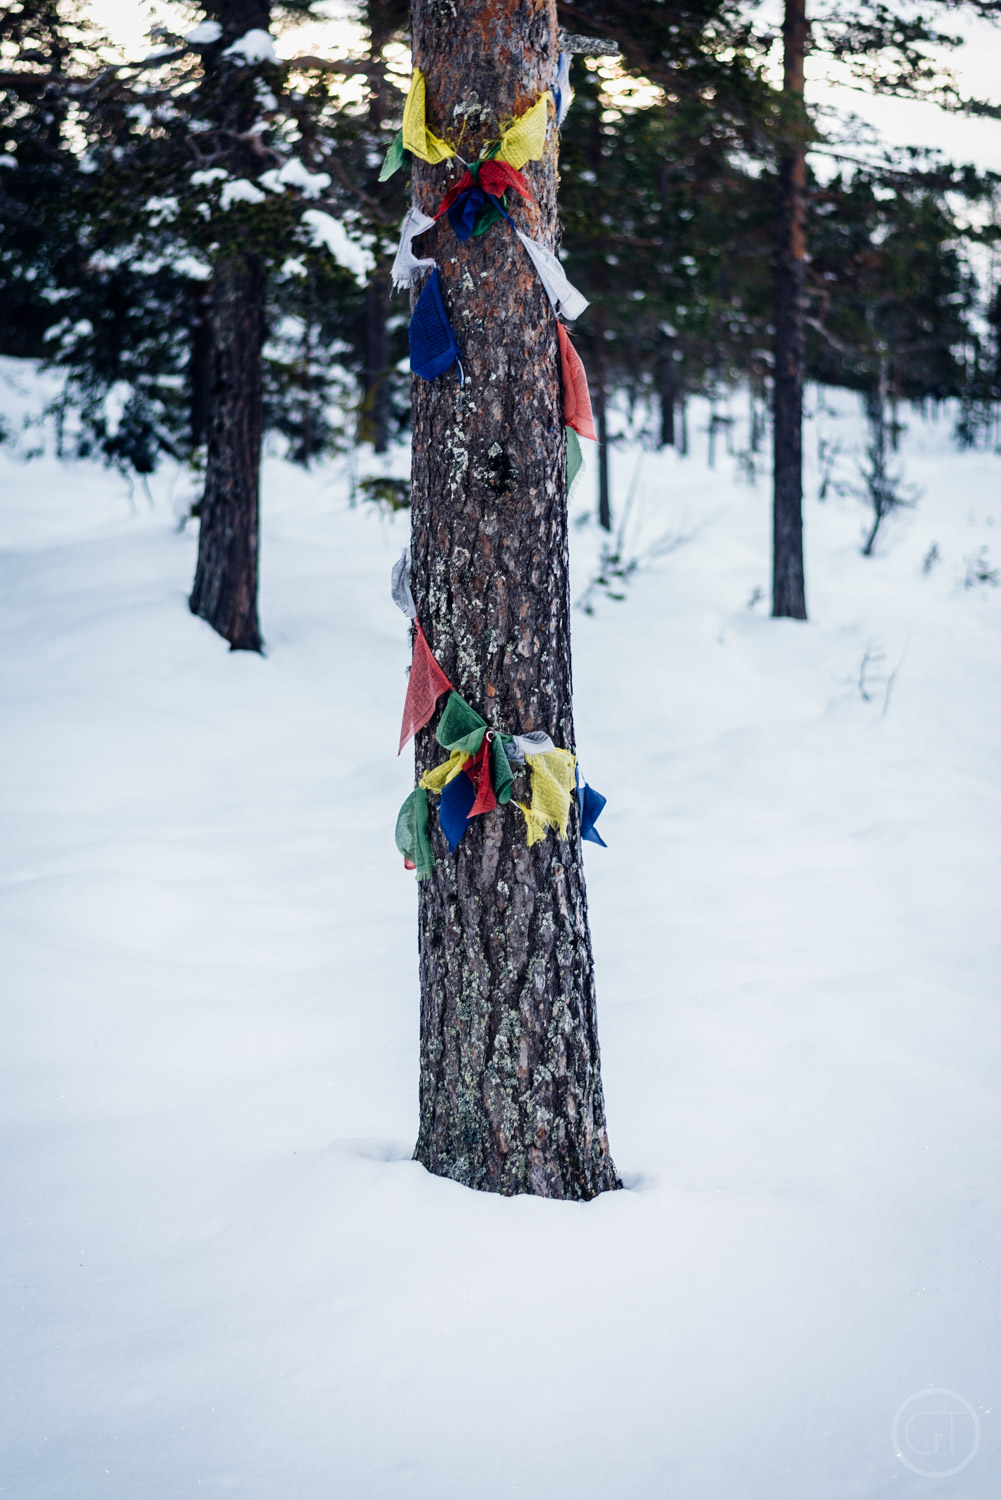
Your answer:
[189,0,269,652]
[189,254,264,651]
[408,0,618,1200]
[771,0,808,621]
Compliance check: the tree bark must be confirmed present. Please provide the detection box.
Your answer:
[361,272,392,453]
[360,4,398,455]
[656,329,676,448]
[771,0,808,620]
[188,280,213,451]
[408,0,618,1200]
[189,0,270,652]
[189,253,265,651]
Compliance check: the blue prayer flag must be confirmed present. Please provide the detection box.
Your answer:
[439,770,476,851]
[409,268,461,381]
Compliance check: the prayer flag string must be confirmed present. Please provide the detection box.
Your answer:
[392,585,608,877]
[387,64,609,878]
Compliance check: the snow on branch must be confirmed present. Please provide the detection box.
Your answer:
[223,30,277,66]
[301,210,374,284]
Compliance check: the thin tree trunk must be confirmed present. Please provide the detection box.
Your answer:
[408,0,618,1200]
[862,354,889,556]
[361,5,397,454]
[189,254,264,651]
[656,329,676,447]
[362,273,392,453]
[772,0,808,620]
[189,0,269,652]
[594,336,611,532]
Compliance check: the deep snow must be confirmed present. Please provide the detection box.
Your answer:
[2,358,1000,1498]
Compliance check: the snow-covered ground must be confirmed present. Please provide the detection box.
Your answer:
[2,358,1000,1499]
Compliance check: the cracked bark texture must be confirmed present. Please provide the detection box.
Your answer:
[409,0,618,1199]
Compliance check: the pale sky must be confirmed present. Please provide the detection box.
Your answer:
[85,0,1001,174]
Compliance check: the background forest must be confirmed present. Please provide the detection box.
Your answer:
[3,0,1000,531]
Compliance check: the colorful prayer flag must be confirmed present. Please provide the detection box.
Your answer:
[399,621,454,754]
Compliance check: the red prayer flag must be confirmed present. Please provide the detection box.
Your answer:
[557,323,597,442]
[477,160,532,202]
[466,733,498,818]
[435,170,474,218]
[435,161,532,220]
[399,622,454,754]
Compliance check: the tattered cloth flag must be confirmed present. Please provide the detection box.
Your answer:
[553,53,573,126]
[557,323,598,442]
[399,621,454,753]
[435,690,487,756]
[395,786,435,878]
[566,425,584,499]
[505,728,555,763]
[490,735,514,804]
[495,91,551,170]
[515,747,577,847]
[419,747,469,793]
[417,692,497,853]
[515,231,588,321]
[576,766,608,846]
[401,67,455,164]
[447,182,494,243]
[436,160,531,223]
[379,127,407,182]
[466,733,498,817]
[409,268,462,383]
[391,548,417,620]
[393,625,609,873]
[438,768,476,851]
[391,206,436,289]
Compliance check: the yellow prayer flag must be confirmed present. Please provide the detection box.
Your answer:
[419,749,469,794]
[514,799,548,847]
[495,91,552,171]
[516,748,577,845]
[402,67,455,165]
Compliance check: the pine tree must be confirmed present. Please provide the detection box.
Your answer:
[772,0,808,619]
[767,0,1001,616]
[70,4,382,648]
[407,0,618,1198]
[0,1,98,358]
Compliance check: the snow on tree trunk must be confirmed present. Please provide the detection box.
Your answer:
[408,0,619,1199]
[772,0,808,621]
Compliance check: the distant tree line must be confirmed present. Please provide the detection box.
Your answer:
[1,0,1000,646]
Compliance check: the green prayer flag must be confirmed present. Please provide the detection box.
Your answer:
[491,735,514,805]
[378,129,407,182]
[471,199,504,237]
[566,424,584,499]
[395,786,434,879]
[436,691,487,755]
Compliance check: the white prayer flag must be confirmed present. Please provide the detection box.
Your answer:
[515,230,589,321]
[391,549,417,620]
[391,207,437,289]
[554,52,574,125]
